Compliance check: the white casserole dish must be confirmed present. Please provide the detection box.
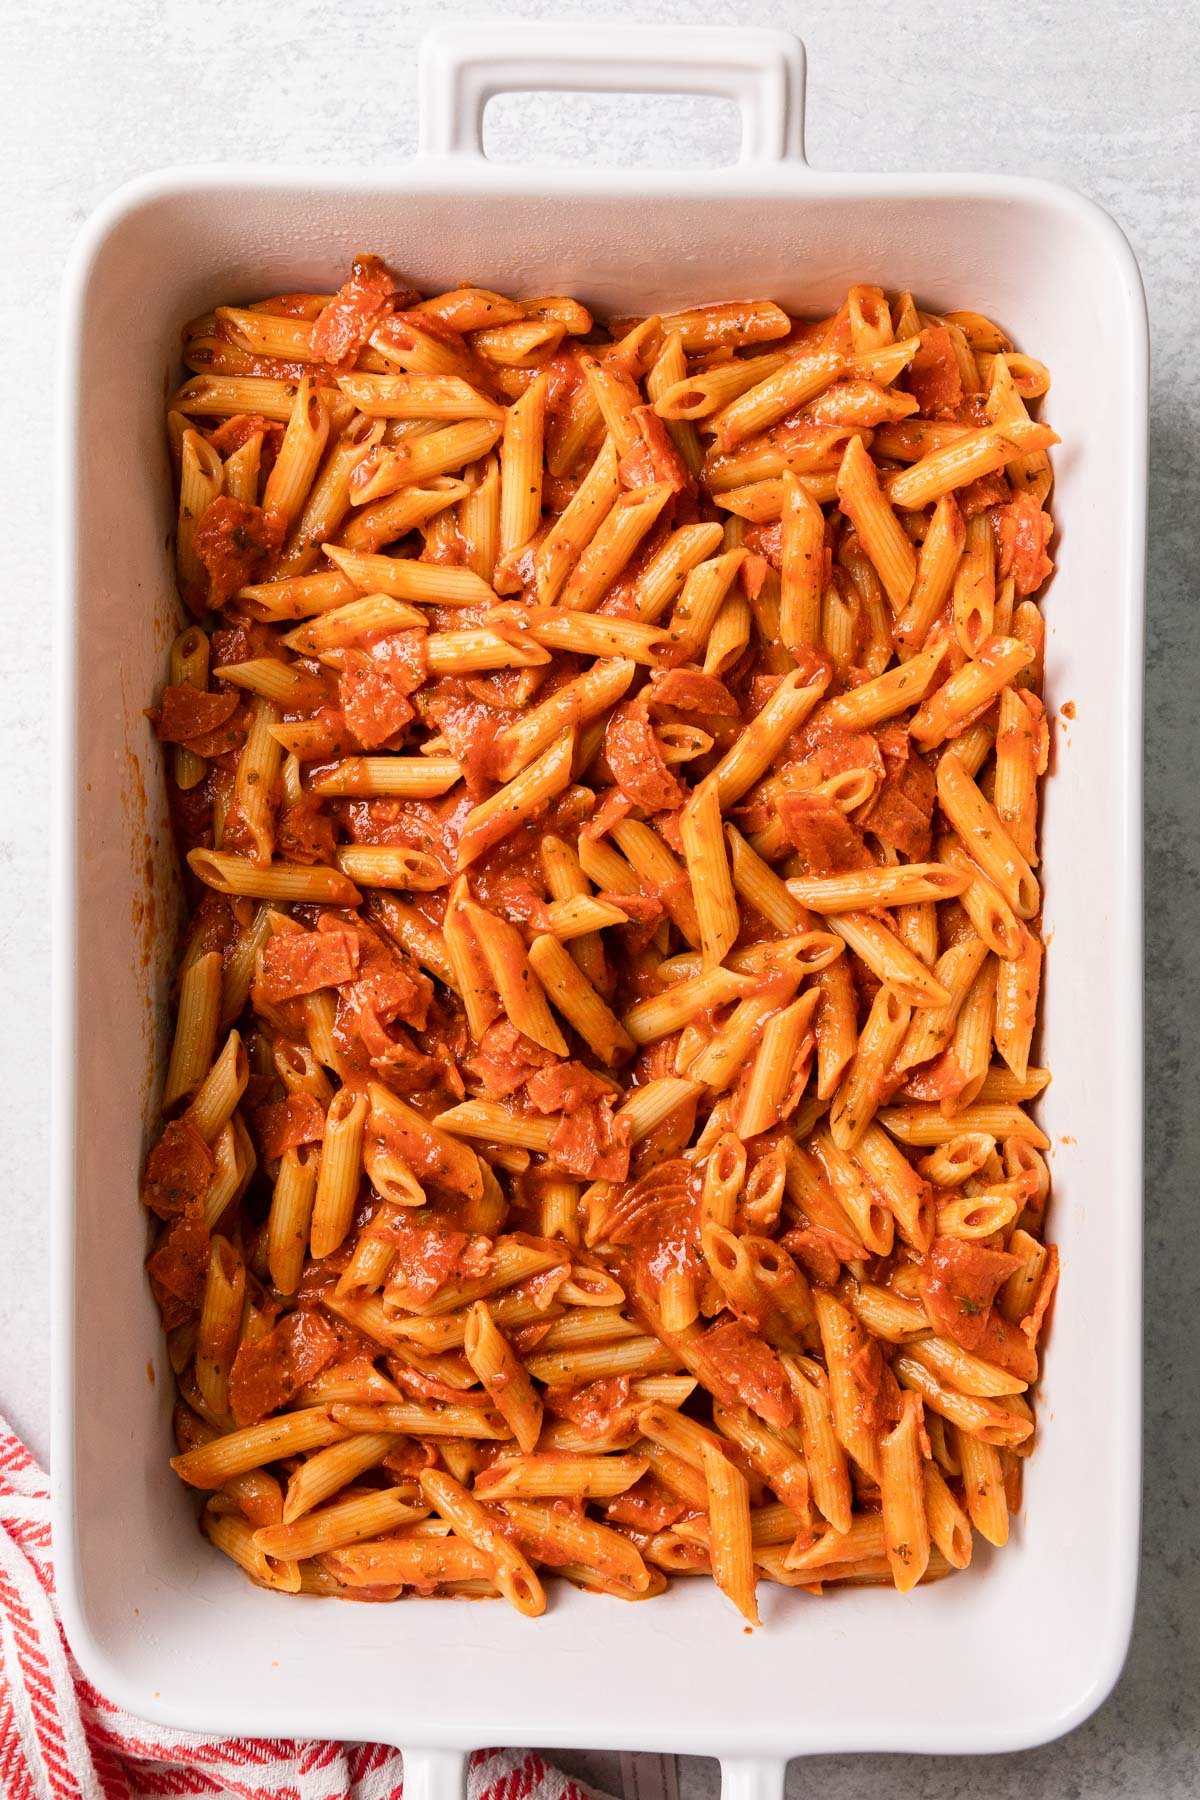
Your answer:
[52,24,1147,1796]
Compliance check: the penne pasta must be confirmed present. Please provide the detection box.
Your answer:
[146,260,1060,1620]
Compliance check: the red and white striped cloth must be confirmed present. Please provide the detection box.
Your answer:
[0,1413,610,1800]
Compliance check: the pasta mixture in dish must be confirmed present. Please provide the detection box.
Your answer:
[143,255,1060,1622]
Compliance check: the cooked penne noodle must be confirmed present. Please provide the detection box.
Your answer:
[813,955,858,1100]
[323,542,495,607]
[645,330,704,477]
[187,848,360,906]
[829,986,911,1152]
[819,638,946,731]
[280,595,425,654]
[266,1144,319,1295]
[526,933,634,1066]
[475,1453,647,1500]
[909,636,1034,746]
[879,1102,1049,1149]
[463,1303,544,1453]
[879,1391,931,1591]
[922,1460,974,1569]
[163,949,222,1113]
[633,522,726,621]
[194,1236,245,1420]
[341,476,472,553]
[993,685,1046,865]
[710,665,831,807]
[491,657,635,782]
[993,928,1043,1082]
[906,1335,1028,1399]
[852,1123,935,1250]
[171,1409,348,1489]
[465,903,568,1055]
[826,913,951,1009]
[652,350,789,420]
[167,625,211,790]
[778,470,826,651]
[701,1440,759,1625]
[497,369,548,587]
[309,1088,368,1259]
[836,433,916,610]
[788,863,965,913]
[336,846,449,891]
[885,418,1058,509]
[735,989,820,1139]
[710,349,843,450]
[176,429,224,607]
[254,1488,427,1562]
[937,752,1040,918]
[813,1291,882,1482]
[307,755,461,798]
[680,777,739,969]
[955,1428,1010,1547]
[561,484,674,614]
[534,437,620,603]
[893,493,965,654]
[419,1468,546,1616]
[336,372,502,420]
[262,375,330,531]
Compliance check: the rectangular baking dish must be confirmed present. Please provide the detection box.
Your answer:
[52,24,1147,1795]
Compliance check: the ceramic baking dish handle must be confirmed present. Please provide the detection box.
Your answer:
[398,1748,785,1800]
[720,1755,788,1800]
[417,23,806,166]
[402,1747,469,1800]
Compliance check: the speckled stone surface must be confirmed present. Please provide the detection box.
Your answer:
[1,0,1195,1790]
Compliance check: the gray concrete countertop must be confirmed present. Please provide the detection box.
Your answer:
[2,0,1195,1790]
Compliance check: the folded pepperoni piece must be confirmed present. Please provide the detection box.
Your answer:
[649,668,740,717]
[548,1097,632,1182]
[380,1214,476,1307]
[858,724,935,860]
[205,412,286,462]
[338,633,428,751]
[151,686,241,745]
[309,253,399,366]
[618,404,694,496]
[778,791,872,876]
[920,1235,1024,1354]
[141,1116,215,1220]
[334,917,433,1032]
[276,794,338,866]
[582,786,634,842]
[228,1310,340,1427]
[907,324,964,419]
[959,470,1011,518]
[604,1473,687,1532]
[524,1061,612,1114]
[576,885,659,956]
[792,715,884,782]
[697,1316,795,1430]
[193,496,286,606]
[604,695,686,813]
[465,1019,555,1099]
[256,923,361,1005]
[252,1091,326,1162]
[146,1201,210,1329]
[544,1375,632,1439]
[994,492,1054,596]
